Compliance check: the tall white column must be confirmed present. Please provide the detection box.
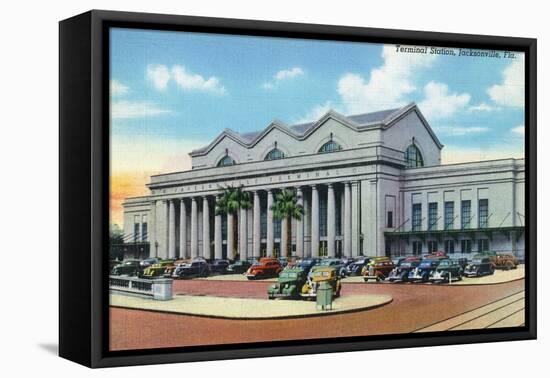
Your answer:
[296,187,304,258]
[253,191,261,258]
[327,184,336,258]
[191,197,198,258]
[239,207,247,259]
[267,190,274,257]
[344,182,352,257]
[351,181,360,256]
[179,199,187,258]
[311,185,319,257]
[303,193,310,257]
[161,200,169,258]
[149,200,157,257]
[214,196,222,260]
[168,200,176,258]
[202,197,210,259]
[227,213,235,260]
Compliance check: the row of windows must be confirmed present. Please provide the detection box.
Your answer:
[409,199,489,231]
[411,238,490,255]
[216,140,343,167]
[133,222,148,242]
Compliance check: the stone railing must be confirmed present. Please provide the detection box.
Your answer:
[109,276,173,300]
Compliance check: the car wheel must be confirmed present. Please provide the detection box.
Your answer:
[422,274,429,283]
[401,272,408,282]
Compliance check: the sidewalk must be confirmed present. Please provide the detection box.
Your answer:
[110,293,392,319]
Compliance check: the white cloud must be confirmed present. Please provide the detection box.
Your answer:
[468,102,501,112]
[110,80,129,96]
[511,124,525,136]
[111,100,171,119]
[294,101,335,124]
[171,65,226,95]
[337,45,436,114]
[435,126,489,136]
[275,67,304,81]
[146,64,225,94]
[487,58,525,107]
[418,81,471,120]
[263,67,304,90]
[146,64,171,91]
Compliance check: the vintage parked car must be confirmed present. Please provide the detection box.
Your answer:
[300,266,342,298]
[245,258,282,280]
[295,258,320,275]
[313,258,348,278]
[360,256,392,275]
[347,257,374,276]
[363,259,395,282]
[430,258,464,282]
[111,259,142,276]
[494,253,518,270]
[464,256,495,277]
[163,259,188,277]
[267,266,308,299]
[140,257,161,269]
[210,259,230,274]
[172,259,210,278]
[227,259,253,274]
[141,259,175,279]
[387,256,422,282]
[408,259,442,282]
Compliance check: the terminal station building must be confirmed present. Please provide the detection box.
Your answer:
[122,103,525,261]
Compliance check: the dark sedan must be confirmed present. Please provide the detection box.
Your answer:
[295,258,320,275]
[172,260,210,278]
[210,259,230,274]
[464,256,495,277]
[227,260,253,274]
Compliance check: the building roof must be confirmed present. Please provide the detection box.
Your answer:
[190,103,442,156]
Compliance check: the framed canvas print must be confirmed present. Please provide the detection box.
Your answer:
[59,10,537,368]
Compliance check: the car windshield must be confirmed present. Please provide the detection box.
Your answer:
[123,261,135,265]
[313,271,330,277]
[420,260,436,267]
[472,259,484,264]
[280,272,298,279]
[438,260,451,267]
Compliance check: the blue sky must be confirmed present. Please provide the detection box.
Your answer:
[109,27,525,223]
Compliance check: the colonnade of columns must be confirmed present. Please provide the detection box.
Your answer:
[150,181,360,260]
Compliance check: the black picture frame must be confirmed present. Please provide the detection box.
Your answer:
[59,9,537,368]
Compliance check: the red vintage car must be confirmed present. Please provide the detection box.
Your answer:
[245,258,282,280]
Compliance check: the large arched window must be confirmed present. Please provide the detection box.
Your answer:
[404,145,424,168]
[217,155,235,167]
[318,140,342,153]
[264,148,285,160]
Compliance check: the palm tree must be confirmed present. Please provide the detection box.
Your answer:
[271,189,304,258]
[215,185,252,260]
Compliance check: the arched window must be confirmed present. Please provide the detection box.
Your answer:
[318,140,342,153]
[217,155,235,167]
[264,148,285,160]
[404,145,424,168]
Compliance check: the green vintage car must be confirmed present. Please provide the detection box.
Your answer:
[141,259,175,279]
[267,267,308,300]
[430,258,463,282]
[111,259,142,276]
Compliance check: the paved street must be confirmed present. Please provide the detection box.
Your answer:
[110,278,525,351]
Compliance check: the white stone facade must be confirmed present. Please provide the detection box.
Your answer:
[122,103,525,260]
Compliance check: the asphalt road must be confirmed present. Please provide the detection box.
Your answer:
[109,278,524,351]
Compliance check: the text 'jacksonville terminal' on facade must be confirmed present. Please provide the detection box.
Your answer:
[121,102,525,261]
